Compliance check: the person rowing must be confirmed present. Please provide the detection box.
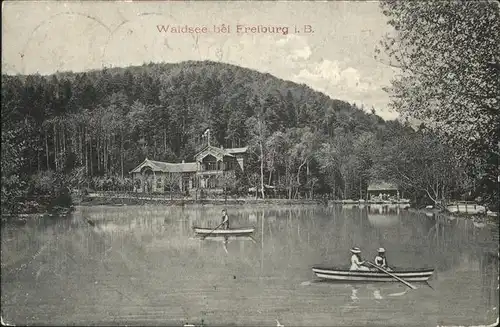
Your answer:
[221,209,230,230]
[349,247,370,271]
[374,247,392,271]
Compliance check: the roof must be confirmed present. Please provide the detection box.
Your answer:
[194,145,247,160]
[194,145,228,159]
[367,182,398,191]
[129,158,197,174]
[226,147,248,154]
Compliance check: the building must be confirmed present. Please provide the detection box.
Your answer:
[367,181,400,202]
[129,144,248,194]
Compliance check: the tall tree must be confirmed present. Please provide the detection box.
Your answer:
[378,0,499,207]
[246,105,269,199]
[287,127,319,199]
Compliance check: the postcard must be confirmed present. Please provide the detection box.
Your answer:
[1,1,498,326]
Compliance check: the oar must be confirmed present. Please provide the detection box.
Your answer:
[201,221,225,240]
[365,261,417,290]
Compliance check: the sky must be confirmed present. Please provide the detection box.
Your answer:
[2,1,399,120]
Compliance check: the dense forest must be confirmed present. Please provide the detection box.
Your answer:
[1,61,495,214]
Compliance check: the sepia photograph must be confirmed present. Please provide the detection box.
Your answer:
[1,1,498,326]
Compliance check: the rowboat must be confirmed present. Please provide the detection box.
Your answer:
[192,226,255,237]
[312,266,434,282]
[198,236,256,243]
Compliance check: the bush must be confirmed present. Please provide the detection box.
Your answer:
[18,200,41,214]
[52,187,72,208]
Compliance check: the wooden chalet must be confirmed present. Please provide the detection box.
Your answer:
[129,144,247,194]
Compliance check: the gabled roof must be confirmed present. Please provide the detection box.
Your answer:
[129,158,197,174]
[194,145,233,160]
[367,182,398,191]
[194,145,248,159]
[147,160,170,171]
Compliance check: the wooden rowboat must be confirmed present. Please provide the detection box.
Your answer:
[312,266,434,282]
[192,226,255,237]
[198,236,256,242]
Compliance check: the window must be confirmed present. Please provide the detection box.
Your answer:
[205,161,217,171]
[207,177,218,188]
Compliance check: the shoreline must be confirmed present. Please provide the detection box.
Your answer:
[2,194,497,228]
[78,195,325,207]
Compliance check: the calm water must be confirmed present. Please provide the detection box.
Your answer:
[1,204,498,326]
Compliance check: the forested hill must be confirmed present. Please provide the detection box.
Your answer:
[2,60,389,171]
[3,60,474,213]
[2,60,384,161]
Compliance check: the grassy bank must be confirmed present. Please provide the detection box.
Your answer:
[1,190,74,223]
[80,192,324,207]
[0,205,75,225]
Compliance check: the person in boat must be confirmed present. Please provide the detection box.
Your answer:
[221,209,230,230]
[374,247,392,271]
[349,247,370,271]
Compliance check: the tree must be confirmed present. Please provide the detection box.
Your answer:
[246,109,269,199]
[370,130,460,206]
[352,131,377,199]
[315,142,342,199]
[217,170,237,201]
[287,127,319,199]
[378,1,499,207]
[265,131,286,187]
[1,124,28,213]
[267,132,295,199]
[165,172,182,200]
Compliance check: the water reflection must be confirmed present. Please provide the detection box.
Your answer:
[344,283,409,307]
[366,204,409,228]
[350,286,359,303]
[1,205,498,326]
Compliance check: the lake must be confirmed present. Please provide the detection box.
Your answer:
[1,204,498,326]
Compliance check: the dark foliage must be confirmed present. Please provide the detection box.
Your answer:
[1,60,493,212]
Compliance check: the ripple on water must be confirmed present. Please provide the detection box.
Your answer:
[0,205,498,326]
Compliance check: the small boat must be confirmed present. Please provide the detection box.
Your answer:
[199,235,256,243]
[312,266,434,282]
[193,226,255,237]
[486,210,498,217]
[446,202,486,214]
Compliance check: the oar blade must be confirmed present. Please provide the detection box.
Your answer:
[366,262,417,290]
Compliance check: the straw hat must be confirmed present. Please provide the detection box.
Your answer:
[378,247,386,253]
[350,247,361,254]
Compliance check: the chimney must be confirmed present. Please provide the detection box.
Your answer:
[182,160,185,164]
